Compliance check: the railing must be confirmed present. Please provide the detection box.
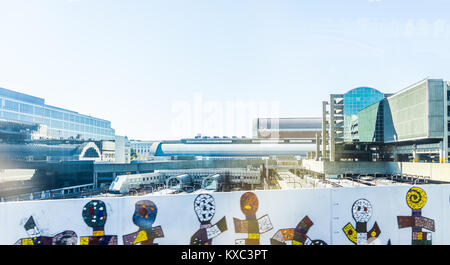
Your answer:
[0,183,100,202]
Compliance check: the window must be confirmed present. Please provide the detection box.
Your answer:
[20,114,33,123]
[52,120,63,129]
[51,110,63,120]
[19,103,33,114]
[34,107,44,116]
[3,111,18,120]
[4,100,19,111]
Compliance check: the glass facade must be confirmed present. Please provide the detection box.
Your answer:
[343,87,385,116]
[355,79,446,143]
[343,87,385,142]
[130,141,155,155]
[358,101,384,142]
[0,87,115,140]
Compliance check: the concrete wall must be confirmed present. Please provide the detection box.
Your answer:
[1,184,450,245]
[302,160,401,175]
[402,163,450,182]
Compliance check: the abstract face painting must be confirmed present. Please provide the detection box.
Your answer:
[82,200,107,228]
[194,194,216,224]
[352,199,372,223]
[240,192,259,218]
[132,200,158,230]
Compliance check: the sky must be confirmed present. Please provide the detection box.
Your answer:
[1,0,450,140]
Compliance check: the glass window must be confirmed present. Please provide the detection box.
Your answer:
[4,100,19,112]
[20,114,33,123]
[44,109,51,117]
[34,116,43,123]
[52,120,63,129]
[51,110,63,120]
[63,113,69,121]
[3,111,19,120]
[34,106,44,116]
[19,103,33,114]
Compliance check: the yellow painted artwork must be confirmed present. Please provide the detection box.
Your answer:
[248,233,260,239]
[133,230,148,244]
[80,237,89,245]
[406,187,427,210]
[343,223,357,244]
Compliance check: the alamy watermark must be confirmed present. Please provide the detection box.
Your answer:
[170,93,280,139]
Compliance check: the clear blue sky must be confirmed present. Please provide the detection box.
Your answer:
[1,0,450,140]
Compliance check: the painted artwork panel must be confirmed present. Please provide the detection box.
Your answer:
[0,184,448,244]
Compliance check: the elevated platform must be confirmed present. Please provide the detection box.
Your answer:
[301,159,450,182]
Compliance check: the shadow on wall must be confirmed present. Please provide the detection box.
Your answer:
[382,99,398,143]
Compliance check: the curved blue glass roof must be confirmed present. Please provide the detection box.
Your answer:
[343,87,384,115]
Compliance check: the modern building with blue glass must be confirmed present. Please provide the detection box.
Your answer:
[318,78,449,163]
[0,87,115,141]
[319,86,392,161]
[342,87,388,142]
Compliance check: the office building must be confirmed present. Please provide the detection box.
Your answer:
[0,87,115,141]
[318,78,449,163]
[130,140,155,160]
[357,79,449,162]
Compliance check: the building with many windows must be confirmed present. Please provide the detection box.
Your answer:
[357,78,449,163]
[0,87,115,141]
[320,87,392,161]
[317,78,449,163]
[129,140,155,160]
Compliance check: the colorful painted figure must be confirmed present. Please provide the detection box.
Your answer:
[14,216,77,245]
[233,191,273,245]
[342,199,381,245]
[397,187,435,245]
[190,194,227,245]
[80,200,117,245]
[270,215,327,245]
[123,200,164,245]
